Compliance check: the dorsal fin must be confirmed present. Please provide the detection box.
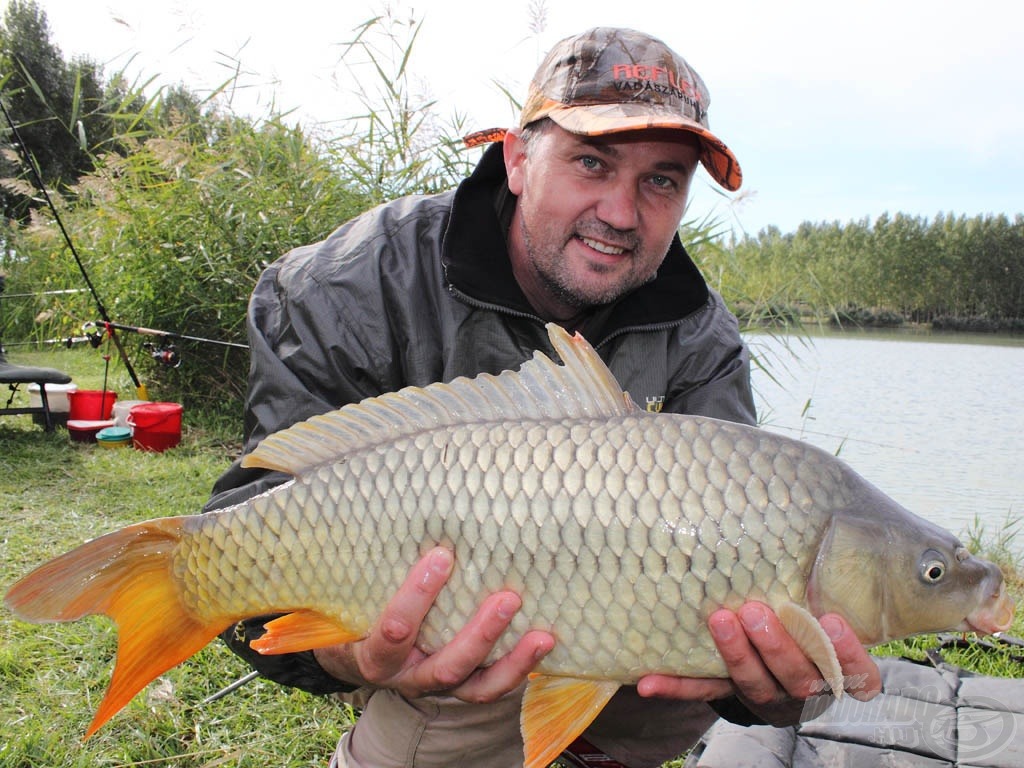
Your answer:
[242,323,638,476]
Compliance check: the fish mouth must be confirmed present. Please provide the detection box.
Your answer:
[961,582,1015,635]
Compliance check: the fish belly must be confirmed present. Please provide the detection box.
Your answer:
[176,414,850,682]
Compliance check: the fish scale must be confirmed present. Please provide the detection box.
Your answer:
[174,414,841,682]
[5,323,1012,768]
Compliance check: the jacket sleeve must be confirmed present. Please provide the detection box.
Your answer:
[204,251,382,695]
[664,290,757,427]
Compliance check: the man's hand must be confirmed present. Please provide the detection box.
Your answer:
[313,547,555,702]
[635,602,882,724]
[314,560,879,722]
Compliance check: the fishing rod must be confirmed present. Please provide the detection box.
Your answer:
[1,99,146,397]
[2,330,105,349]
[85,320,248,370]
[84,321,248,350]
[8,320,247,366]
[0,288,88,300]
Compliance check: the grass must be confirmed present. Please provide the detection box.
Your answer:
[2,347,1022,767]
[1,347,350,766]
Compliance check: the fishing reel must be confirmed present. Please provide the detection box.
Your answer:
[79,322,108,348]
[143,342,181,369]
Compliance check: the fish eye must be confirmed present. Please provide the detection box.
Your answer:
[922,562,945,582]
[920,551,948,584]
[921,548,950,585]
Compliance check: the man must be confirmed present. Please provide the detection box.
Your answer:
[206,27,880,767]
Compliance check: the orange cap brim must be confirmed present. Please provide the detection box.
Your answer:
[544,104,742,192]
[462,108,742,192]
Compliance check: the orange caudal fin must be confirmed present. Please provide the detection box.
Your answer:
[4,518,224,738]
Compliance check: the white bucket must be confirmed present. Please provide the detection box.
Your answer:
[28,382,78,413]
[113,399,148,428]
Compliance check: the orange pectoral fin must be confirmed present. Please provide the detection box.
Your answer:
[520,674,620,768]
[250,610,364,655]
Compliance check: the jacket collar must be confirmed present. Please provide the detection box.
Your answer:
[442,143,710,341]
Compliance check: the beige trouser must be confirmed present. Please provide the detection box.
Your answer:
[329,685,719,768]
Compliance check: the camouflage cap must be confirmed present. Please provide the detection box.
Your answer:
[511,27,742,191]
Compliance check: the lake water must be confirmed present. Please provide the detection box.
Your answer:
[746,329,1024,548]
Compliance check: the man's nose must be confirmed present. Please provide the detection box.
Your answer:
[595,180,640,232]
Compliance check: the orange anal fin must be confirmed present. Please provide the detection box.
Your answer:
[250,610,363,655]
[521,674,620,768]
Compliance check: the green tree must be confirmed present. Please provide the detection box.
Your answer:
[712,211,1024,327]
[0,0,146,224]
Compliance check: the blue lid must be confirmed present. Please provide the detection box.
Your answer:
[96,426,132,441]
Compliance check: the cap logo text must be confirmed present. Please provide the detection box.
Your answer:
[612,64,696,98]
[610,63,705,120]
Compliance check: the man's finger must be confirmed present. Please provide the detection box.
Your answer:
[704,606,780,704]
[402,591,521,692]
[451,629,555,703]
[359,548,453,682]
[731,603,824,701]
[820,614,881,701]
[635,674,734,701]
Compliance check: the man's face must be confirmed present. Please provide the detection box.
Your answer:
[503,123,701,321]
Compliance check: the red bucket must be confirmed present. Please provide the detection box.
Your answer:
[67,390,117,421]
[127,402,183,452]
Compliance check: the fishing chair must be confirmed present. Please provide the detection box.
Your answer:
[0,275,72,431]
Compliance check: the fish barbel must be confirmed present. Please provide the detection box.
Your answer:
[5,324,1014,767]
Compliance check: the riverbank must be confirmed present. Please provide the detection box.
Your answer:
[735,303,1024,334]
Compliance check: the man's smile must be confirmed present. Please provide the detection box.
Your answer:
[579,235,628,256]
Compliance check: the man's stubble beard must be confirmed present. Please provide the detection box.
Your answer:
[518,216,656,309]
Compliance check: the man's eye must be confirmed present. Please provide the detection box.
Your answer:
[580,156,601,170]
[650,174,676,190]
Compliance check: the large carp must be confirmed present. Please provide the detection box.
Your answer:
[5,324,1014,768]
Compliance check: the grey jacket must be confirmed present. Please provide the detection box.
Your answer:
[204,143,760,762]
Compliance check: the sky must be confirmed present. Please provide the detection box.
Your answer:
[36,0,1024,238]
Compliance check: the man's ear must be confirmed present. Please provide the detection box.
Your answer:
[503,129,527,196]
